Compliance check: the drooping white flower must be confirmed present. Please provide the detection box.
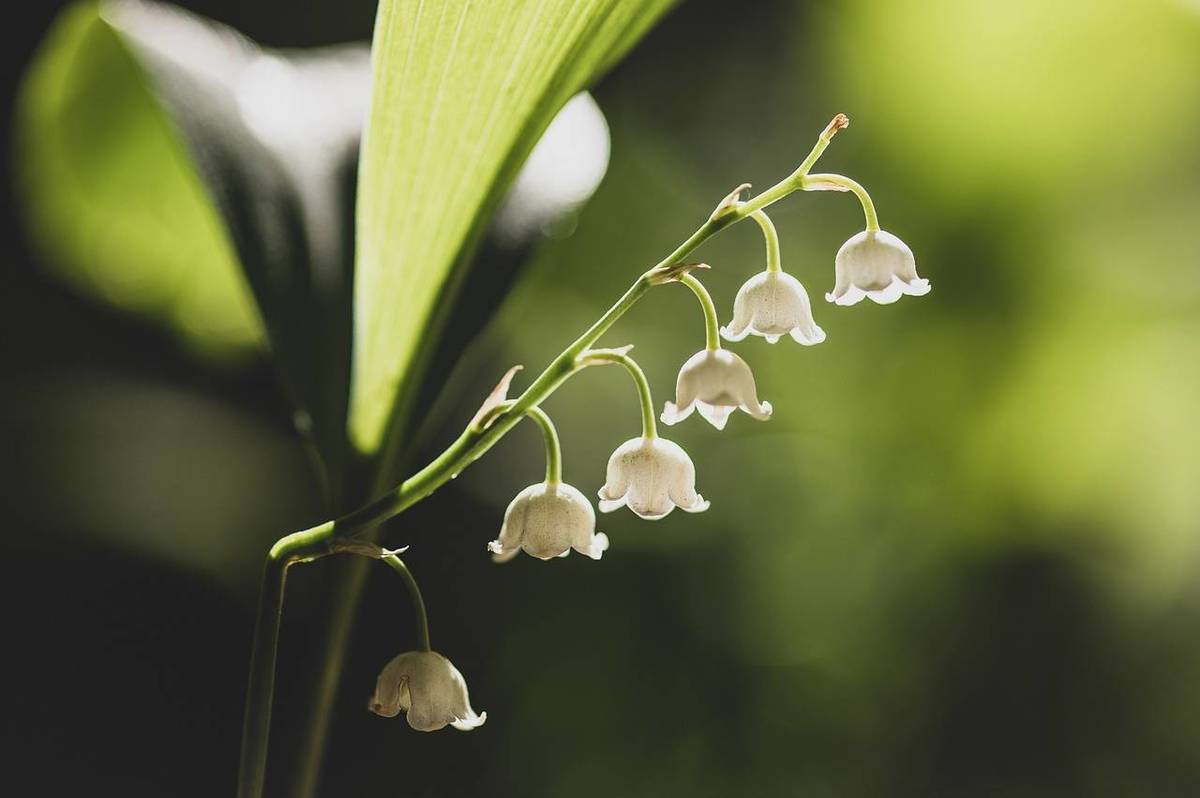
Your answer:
[368,650,486,732]
[488,481,609,562]
[721,270,826,345]
[827,230,930,306]
[661,349,772,430]
[598,436,709,519]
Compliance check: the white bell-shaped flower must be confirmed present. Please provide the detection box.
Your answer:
[721,270,826,345]
[598,436,710,519]
[488,481,609,562]
[661,349,772,430]
[827,229,930,306]
[368,650,486,732]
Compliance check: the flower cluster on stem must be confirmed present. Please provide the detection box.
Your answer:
[236,112,929,798]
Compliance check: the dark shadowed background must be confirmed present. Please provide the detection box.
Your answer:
[4,1,1200,796]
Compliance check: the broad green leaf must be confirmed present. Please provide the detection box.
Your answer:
[17,0,370,474]
[16,1,260,359]
[19,0,627,484]
[349,0,678,455]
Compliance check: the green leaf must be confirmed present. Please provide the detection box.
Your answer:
[17,0,370,476]
[15,1,261,359]
[349,0,678,455]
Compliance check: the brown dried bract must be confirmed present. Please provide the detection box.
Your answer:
[329,540,409,559]
[822,113,850,140]
[710,182,752,221]
[804,179,851,192]
[577,344,635,368]
[470,365,523,430]
[646,261,711,286]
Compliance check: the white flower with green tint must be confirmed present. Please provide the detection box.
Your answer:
[661,349,772,430]
[368,651,486,732]
[721,209,825,345]
[598,436,709,519]
[828,230,930,306]
[488,481,608,562]
[722,270,826,345]
[662,272,773,429]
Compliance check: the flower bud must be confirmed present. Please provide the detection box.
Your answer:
[368,650,486,732]
[598,436,709,519]
[488,481,609,562]
[721,270,826,345]
[661,349,772,430]
[827,230,930,306]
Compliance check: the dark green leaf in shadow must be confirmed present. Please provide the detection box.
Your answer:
[17,1,627,495]
[16,0,261,359]
[18,0,368,487]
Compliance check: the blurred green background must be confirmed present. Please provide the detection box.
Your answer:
[4,0,1200,796]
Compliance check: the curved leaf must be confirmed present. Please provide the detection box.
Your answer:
[18,0,370,477]
[18,0,633,482]
[16,1,261,359]
[349,0,678,455]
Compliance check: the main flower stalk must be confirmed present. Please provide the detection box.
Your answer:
[238,113,856,798]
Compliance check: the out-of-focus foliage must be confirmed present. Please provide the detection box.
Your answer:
[9,0,1200,796]
[349,0,677,455]
[17,0,370,477]
[825,0,1200,601]
[15,1,261,358]
[16,0,626,502]
[394,0,1200,794]
[1,371,318,591]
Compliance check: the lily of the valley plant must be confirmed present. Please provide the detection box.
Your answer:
[238,113,928,794]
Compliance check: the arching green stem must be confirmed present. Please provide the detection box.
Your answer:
[240,114,863,798]
[732,112,847,218]
[583,349,657,439]
[524,405,562,484]
[678,273,721,351]
[794,114,845,176]
[750,210,782,273]
[381,554,430,652]
[802,173,879,232]
[264,116,858,555]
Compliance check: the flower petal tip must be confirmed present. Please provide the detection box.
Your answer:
[597,495,626,514]
[451,711,487,731]
[585,531,610,560]
[660,402,691,425]
[720,325,748,342]
[752,400,773,420]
